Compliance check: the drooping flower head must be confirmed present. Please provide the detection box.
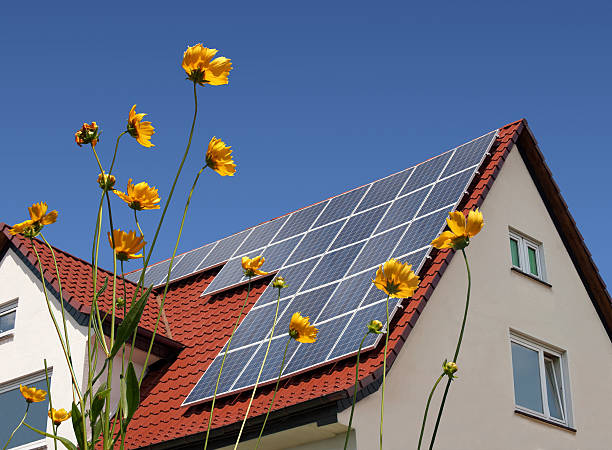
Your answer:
[206,137,236,176]
[431,209,484,250]
[75,122,100,148]
[98,172,116,191]
[20,385,47,403]
[241,256,268,277]
[108,229,146,261]
[48,408,71,426]
[367,319,384,334]
[113,179,160,210]
[289,312,318,343]
[372,258,420,298]
[127,105,155,148]
[10,202,58,237]
[182,43,233,86]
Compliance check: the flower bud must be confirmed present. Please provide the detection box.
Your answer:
[98,172,116,191]
[367,319,383,334]
[443,360,458,378]
[75,122,100,147]
[272,276,288,290]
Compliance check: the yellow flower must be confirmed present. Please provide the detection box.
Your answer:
[48,408,71,426]
[372,258,420,299]
[108,229,146,261]
[74,122,100,147]
[10,202,58,237]
[19,385,47,403]
[113,179,161,210]
[289,312,318,343]
[98,172,116,191]
[431,209,484,250]
[206,137,236,176]
[367,319,384,334]
[127,105,155,148]
[182,43,233,86]
[242,256,268,277]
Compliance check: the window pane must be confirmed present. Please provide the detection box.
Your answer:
[511,342,543,413]
[545,359,564,420]
[510,238,520,267]
[528,247,539,276]
[0,311,16,334]
[0,380,49,448]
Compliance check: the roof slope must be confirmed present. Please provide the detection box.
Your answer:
[0,224,180,354]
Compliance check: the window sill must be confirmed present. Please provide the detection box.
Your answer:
[514,409,576,433]
[0,331,14,342]
[510,267,552,287]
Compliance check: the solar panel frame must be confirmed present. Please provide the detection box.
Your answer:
[181,130,498,406]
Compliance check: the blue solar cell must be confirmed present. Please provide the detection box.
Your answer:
[400,152,452,196]
[394,209,449,256]
[203,257,246,294]
[142,260,171,286]
[226,301,288,349]
[348,226,405,275]
[284,314,352,374]
[286,221,344,265]
[274,284,337,332]
[356,169,412,212]
[168,244,214,281]
[236,216,288,255]
[306,242,364,288]
[184,346,254,403]
[317,274,371,322]
[441,131,496,178]
[314,187,367,227]
[394,247,430,271]
[198,230,250,270]
[328,300,397,360]
[330,205,388,250]
[256,258,320,306]
[273,202,327,242]
[420,170,473,213]
[124,269,141,283]
[233,337,300,391]
[375,188,429,234]
[259,236,301,271]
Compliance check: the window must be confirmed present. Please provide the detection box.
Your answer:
[510,333,570,426]
[0,300,18,338]
[0,372,50,449]
[509,230,546,281]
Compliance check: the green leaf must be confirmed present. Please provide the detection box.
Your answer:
[120,374,128,420]
[125,362,140,420]
[91,419,103,446]
[22,423,77,450]
[71,403,86,450]
[90,382,109,425]
[108,285,152,359]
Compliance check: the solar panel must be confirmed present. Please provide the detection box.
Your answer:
[179,129,497,405]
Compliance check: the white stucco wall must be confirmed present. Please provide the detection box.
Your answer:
[334,145,612,449]
[0,248,155,449]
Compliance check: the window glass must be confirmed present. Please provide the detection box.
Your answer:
[511,342,543,413]
[0,380,49,448]
[544,358,564,420]
[0,311,16,334]
[527,247,539,276]
[509,238,520,267]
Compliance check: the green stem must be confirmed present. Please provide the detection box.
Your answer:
[102,251,118,449]
[380,294,390,450]
[204,279,252,450]
[108,131,127,176]
[417,373,444,450]
[133,210,146,263]
[254,337,291,450]
[90,144,105,175]
[2,404,29,450]
[343,332,368,450]
[43,359,58,450]
[233,286,282,449]
[139,165,207,383]
[428,249,471,450]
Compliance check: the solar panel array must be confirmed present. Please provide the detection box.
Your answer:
[178,130,497,405]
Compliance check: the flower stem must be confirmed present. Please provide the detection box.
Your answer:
[43,359,58,450]
[233,286,282,449]
[103,251,118,448]
[108,131,127,176]
[343,332,368,450]
[380,294,390,450]
[2,404,29,450]
[254,337,291,450]
[204,279,252,450]
[417,373,444,450]
[428,249,471,450]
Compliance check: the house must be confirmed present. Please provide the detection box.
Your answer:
[1,119,611,450]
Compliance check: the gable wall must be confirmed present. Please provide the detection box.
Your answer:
[338,145,612,449]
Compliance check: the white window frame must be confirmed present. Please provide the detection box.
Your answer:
[0,369,52,450]
[509,332,571,427]
[509,230,547,282]
[0,299,18,339]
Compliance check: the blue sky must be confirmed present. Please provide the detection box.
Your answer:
[1,1,610,285]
